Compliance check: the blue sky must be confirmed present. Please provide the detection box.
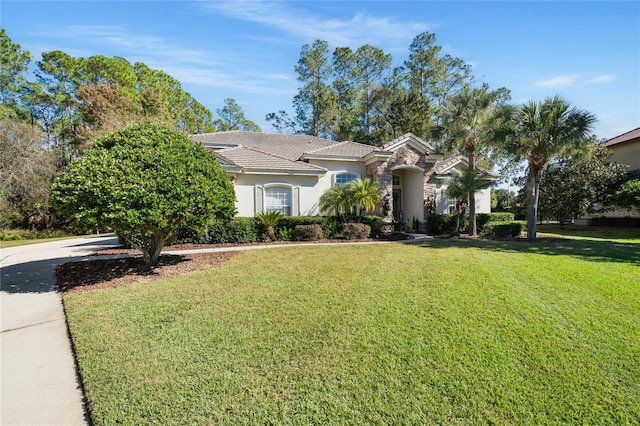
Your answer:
[2,0,639,140]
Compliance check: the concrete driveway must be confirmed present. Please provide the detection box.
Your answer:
[1,234,119,425]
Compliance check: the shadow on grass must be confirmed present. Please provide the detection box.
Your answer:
[416,237,640,266]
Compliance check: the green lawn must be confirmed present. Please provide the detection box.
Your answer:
[64,236,640,425]
[537,223,640,243]
[0,230,79,248]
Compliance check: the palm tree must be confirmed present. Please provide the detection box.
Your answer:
[319,185,352,216]
[440,83,511,236]
[508,96,596,239]
[445,168,493,234]
[346,178,380,219]
[256,211,284,241]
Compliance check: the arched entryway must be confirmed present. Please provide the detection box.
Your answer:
[391,165,424,224]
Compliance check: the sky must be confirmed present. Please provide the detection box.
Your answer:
[2,0,639,140]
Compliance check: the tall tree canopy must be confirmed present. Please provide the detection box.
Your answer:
[293,40,336,138]
[538,144,628,225]
[440,83,511,236]
[1,30,220,161]
[215,98,261,132]
[506,96,597,239]
[0,29,32,119]
[269,31,473,146]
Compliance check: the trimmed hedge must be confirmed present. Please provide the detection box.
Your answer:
[294,224,324,241]
[342,223,371,239]
[426,213,515,235]
[486,222,523,237]
[176,214,416,244]
[175,217,260,244]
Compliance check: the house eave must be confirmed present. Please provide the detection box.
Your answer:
[242,169,327,177]
[363,151,393,163]
[301,154,365,162]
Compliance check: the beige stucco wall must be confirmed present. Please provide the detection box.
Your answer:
[229,155,494,219]
[233,174,322,217]
[609,140,640,170]
[434,181,492,215]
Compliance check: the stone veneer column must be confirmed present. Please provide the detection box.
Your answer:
[368,161,393,222]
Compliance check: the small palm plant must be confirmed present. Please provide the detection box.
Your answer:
[446,168,492,235]
[346,178,380,220]
[319,185,352,216]
[256,211,284,242]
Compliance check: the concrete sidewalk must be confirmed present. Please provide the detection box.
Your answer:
[1,234,120,425]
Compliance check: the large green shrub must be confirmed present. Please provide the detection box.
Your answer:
[50,122,236,269]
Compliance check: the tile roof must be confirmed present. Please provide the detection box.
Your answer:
[214,145,326,174]
[433,156,466,174]
[602,127,640,147]
[191,131,384,173]
[433,155,500,179]
[303,141,379,158]
[191,131,338,161]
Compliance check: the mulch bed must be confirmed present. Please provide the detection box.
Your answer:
[57,252,238,295]
[57,234,414,295]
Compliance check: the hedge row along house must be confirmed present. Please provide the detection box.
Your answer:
[191,132,499,226]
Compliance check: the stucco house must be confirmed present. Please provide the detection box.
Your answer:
[190,132,498,224]
[602,127,640,171]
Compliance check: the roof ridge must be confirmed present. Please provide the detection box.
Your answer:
[243,145,327,171]
[305,140,349,154]
[382,132,415,149]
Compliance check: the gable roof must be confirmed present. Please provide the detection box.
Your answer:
[602,127,640,148]
[191,131,452,175]
[382,133,440,155]
[191,131,387,173]
[434,155,500,180]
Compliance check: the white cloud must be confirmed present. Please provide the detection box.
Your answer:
[534,74,581,89]
[203,1,433,48]
[587,74,616,84]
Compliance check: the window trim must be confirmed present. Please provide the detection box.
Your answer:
[333,172,360,186]
[263,184,293,216]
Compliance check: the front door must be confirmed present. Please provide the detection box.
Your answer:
[392,189,401,221]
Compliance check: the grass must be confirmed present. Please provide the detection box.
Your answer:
[64,235,640,425]
[0,229,78,248]
[537,223,640,243]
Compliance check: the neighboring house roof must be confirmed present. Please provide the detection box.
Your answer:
[602,127,640,147]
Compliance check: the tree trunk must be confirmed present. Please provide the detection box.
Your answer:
[467,146,477,237]
[526,166,543,240]
[141,230,169,271]
[266,225,277,242]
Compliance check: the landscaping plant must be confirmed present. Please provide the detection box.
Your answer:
[50,122,236,270]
